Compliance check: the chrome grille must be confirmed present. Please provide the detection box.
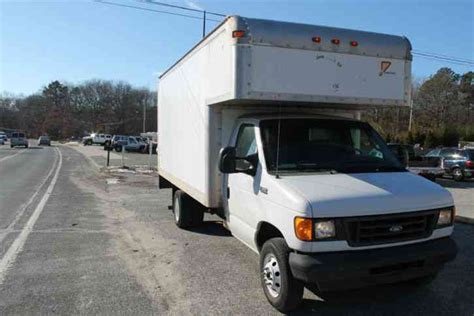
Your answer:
[344,211,437,247]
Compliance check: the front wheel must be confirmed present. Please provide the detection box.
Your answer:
[260,238,304,313]
[452,167,464,181]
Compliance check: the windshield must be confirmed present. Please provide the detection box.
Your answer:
[260,119,405,174]
[466,149,474,160]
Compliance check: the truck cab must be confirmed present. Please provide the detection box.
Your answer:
[219,114,455,300]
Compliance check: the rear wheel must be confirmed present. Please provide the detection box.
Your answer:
[115,145,122,152]
[173,190,204,228]
[452,167,463,181]
[260,238,304,313]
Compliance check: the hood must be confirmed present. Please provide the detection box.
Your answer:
[279,172,453,217]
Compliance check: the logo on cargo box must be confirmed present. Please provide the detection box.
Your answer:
[379,61,395,76]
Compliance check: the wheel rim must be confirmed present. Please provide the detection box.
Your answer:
[174,196,180,223]
[263,254,282,298]
[453,169,462,177]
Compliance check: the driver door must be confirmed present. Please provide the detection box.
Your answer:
[226,123,261,249]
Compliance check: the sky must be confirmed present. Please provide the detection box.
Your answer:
[0,0,473,95]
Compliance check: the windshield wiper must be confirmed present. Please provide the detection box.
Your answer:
[293,162,338,174]
[338,162,405,173]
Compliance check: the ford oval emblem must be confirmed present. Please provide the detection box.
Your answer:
[389,225,403,233]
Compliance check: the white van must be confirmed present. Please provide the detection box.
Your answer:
[157,16,457,312]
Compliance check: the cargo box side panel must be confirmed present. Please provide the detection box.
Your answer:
[158,68,209,205]
[240,45,411,106]
[158,25,234,208]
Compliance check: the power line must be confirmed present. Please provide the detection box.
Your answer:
[412,52,474,66]
[94,0,221,22]
[413,50,474,64]
[136,0,226,17]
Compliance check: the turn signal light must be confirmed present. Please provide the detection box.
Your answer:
[232,30,245,38]
[294,217,313,241]
[466,160,473,167]
[350,41,358,47]
[331,38,340,45]
[312,36,321,43]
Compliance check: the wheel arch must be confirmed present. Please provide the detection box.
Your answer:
[255,221,285,252]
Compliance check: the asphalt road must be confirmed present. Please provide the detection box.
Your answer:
[0,143,473,315]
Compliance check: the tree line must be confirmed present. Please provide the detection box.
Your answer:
[0,80,156,139]
[1,67,473,147]
[364,68,474,148]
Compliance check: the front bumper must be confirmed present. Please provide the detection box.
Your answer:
[289,237,457,291]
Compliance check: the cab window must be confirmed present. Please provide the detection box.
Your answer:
[235,124,257,170]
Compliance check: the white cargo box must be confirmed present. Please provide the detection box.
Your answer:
[160,16,412,109]
[158,16,412,208]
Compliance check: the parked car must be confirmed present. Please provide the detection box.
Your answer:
[83,133,111,146]
[37,135,51,146]
[10,132,28,148]
[107,135,126,151]
[0,138,4,145]
[388,143,444,181]
[142,140,157,154]
[425,147,474,181]
[113,136,145,152]
[0,131,7,141]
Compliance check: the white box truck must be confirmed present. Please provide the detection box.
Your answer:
[158,16,457,312]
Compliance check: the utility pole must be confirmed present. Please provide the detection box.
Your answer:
[408,99,414,132]
[143,101,146,133]
[202,11,206,38]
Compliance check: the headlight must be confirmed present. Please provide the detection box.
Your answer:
[294,218,337,240]
[314,220,336,239]
[437,208,454,227]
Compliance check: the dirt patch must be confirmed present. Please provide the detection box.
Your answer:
[69,163,191,314]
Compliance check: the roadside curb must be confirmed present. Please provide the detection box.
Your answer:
[455,216,474,225]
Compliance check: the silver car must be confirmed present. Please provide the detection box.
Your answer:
[10,132,28,148]
[38,135,51,146]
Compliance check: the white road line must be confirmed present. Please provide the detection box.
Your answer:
[0,147,63,284]
[0,149,59,244]
[0,149,26,163]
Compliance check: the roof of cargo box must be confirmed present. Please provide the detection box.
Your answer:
[160,16,412,79]
[234,16,412,60]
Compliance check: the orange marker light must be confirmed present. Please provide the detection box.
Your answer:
[294,217,313,241]
[350,41,358,47]
[312,36,321,43]
[232,30,245,38]
[331,38,340,45]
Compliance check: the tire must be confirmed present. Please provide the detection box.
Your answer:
[452,167,464,181]
[173,190,204,228]
[25,145,28,148]
[260,238,304,313]
[115,145,122,152]
[10,145,13,148]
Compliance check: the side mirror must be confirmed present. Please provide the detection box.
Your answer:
[391,147,409,167]
[218,147,258,176]
[219,147,237,174]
